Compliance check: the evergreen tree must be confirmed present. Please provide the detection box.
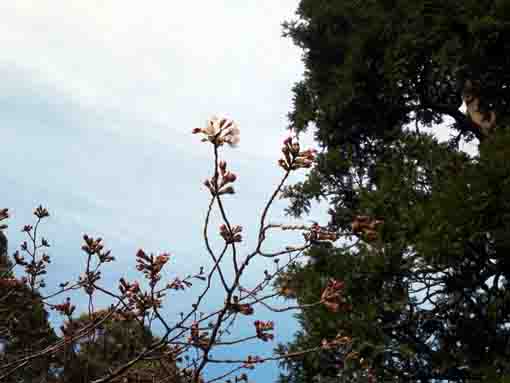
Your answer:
[0,231,58,382]
[58,310,180,382]
[278,1,510,382]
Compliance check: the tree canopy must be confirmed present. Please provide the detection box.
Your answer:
[278,1,510,382]
[0,232,58,383]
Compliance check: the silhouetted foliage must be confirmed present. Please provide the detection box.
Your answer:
[279,1,510,382]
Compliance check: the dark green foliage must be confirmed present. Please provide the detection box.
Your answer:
[279,1,510,382]
[0,233,58,383]
[285,0,510,147]
[280,131,510,382]
[58,311,159,382]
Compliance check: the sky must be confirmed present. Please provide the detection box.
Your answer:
[0,1,326,382]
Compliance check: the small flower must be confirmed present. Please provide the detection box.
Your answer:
[227,296,254,315]
[12,251,25,266]
[278,137,316,171]
[304,223,339,242]
[254,320,274,342]
[203,161,238,196]
[238,304,254,315]
[242,355,263,369]
[119,278,140,297]
[221,171,237,185]
[188,321,210,349]
[351,215,384,241]
[219,224,243,243]
[135,250,171,287]
[278,275,296,298]
[204,179,213,191]
[52,297,75,317]
[34,205,50,219]
[22,225,33,233]
[321,279,348,313]
[167,277,192,290]
[193,116,240,147]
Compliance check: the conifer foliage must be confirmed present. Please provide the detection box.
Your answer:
[278,1,510,382]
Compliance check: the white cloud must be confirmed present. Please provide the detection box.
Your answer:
[0,1,305,157]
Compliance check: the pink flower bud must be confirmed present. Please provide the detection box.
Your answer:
[218,186,235,195]
[223,172,237,183]
[278,158,289,170]
[299,149,316,160]
[219,160,227,174]
[220,118,233,130]
[302,159,313,168]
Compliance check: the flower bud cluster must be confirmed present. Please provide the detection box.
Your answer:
[79,270,101,295]
[321,279,350,313]
[82,235,114,263]
[219,224,243,244]
[277,275,296,298]
[351,215,384,241]
[242,355,263,369]
[278,137,316,171]
[14,207,54,289]
[192,116,240,147]
[14,243,51,290]
[118,277,162,318]
[119,278,140,299]
[13,249,50,271]
[204,160,238,196]
[188,321,210,349]
[254,320,274,342]
[321,334,353,350]
[304,223,339,242]
[230,373,248,382]
[227,295,254,315]
[34,205,50,219]
[0,208,9,230]
[167,277,192,290]
[136,249,170,287]
[52,297,75,317]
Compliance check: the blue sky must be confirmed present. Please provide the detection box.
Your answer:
[0,1,329,381]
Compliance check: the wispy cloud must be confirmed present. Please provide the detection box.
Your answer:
[0,1,305,157]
